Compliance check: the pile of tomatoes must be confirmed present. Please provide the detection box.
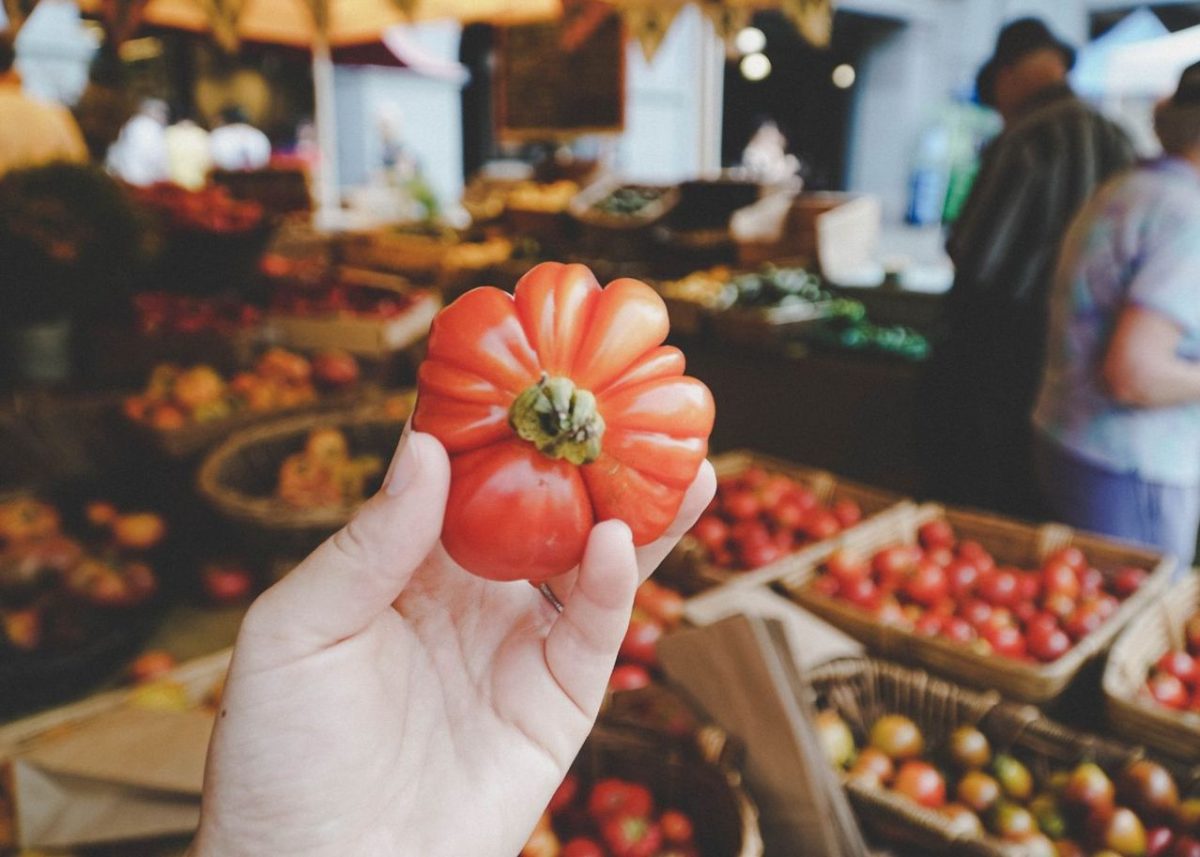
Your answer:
[132,292,262,337]
[688,467,863,571]
[1143,610,1200,712]
[608,580,685,694]
[807,520,1148,663]
[523,773,700,857]
[818,709,1200,856]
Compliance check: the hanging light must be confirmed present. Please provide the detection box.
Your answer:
[740,52,772,82]
[832,63,857,89]
[735,26,766,55]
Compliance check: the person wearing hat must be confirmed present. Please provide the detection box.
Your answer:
[1032,61,1200,568]
[927,17,1135,517]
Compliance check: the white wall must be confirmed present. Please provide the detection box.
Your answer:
[334,22,465,209]
[616,5,722,182]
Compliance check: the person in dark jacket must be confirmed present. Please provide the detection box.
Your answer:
[926,18,1135,516]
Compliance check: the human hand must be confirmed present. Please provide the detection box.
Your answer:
[192,430,715,857]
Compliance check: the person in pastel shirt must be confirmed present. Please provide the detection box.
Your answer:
[1033,60,1200,568]
[0,31,87,179]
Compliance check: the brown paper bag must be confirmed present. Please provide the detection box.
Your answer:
[10,707,213,849]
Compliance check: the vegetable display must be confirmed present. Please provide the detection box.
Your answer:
[413,262,714,581]
[818,708,1200,857]
[807,521,1148,663]
[1142,609,1200,713]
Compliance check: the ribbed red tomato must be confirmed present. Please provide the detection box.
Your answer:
[413,262,715,581]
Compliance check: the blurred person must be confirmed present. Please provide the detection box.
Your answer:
[106,98,170,186]
[927,18,1135,515]
[73,44,136,163]
[209,105,271,172]
[0,31,87,178]
[1033,61,1200,567]
[165,116,212,190]
[188,430,715,856]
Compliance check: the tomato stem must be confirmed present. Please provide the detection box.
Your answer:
[509,373,605,465]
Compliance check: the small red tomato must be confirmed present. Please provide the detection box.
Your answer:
[756,474,793,510]
[722,490,760,521]
[768,499,805,531]
[1148,672,1189,710]
[875,597,908,627]
[1046,545,1087,571]
[1079,566,1105,598]
[1016,571,1042,603]
[691,516,728,553]
[609,664,652,692]
[941,617,975,643]
[1093,594,1120,619]
[1064,604,1104,641]
[549,773,580,814]
[588,779,654,821]
[1113,566,1149,598]
[741,467,769,489]
[842,578,882,611]
[1147,826,1175,857]
[926,547,955,567]
[826,549,869,583]
[983,623,1027,660]
[1043,591,1078,620]
[803,509,841,541]
[602,812,663,857]
[946,559,980,598]
[620,618,664,668]
[1025,612,1060,636]
[562,838,606,857]
[832,499,862,528]
[960,599,994,629]
[1041,559,1080,599]
[1157,651,1200,685]
[914,613,945,636]
[811,575,841,598]
[1027,623,1071,662]
[873,545,920,586]
[977,569,1020,608]
[660,809,694,844]
[740,540,782,570]
[894,760,947,808]
[957,540,995,572]
[903,560,949,608]
[918,519,956,550]
[201,563,254,604]
[129,650,176,684]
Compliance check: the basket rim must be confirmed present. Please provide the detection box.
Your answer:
[196,407,405,530]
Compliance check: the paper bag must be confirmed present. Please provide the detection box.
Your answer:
[10,707,213,849]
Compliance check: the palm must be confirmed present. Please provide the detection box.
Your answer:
[195,434,714,857]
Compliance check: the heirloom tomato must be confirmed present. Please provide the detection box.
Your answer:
[413,262,715,580]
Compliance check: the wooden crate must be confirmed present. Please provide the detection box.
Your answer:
[1105,574,1200,762]
[658,450,907,595]
[778,504,1175,704]
[268,290,440,359]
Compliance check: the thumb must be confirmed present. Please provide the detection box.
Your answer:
[242,430,450,656]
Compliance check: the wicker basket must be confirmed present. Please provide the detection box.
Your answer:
[573,722,763,857]
[779,504,1175,704]
[570,181,681,261]
[1105,573,1200,761]
[196,405,409,559]
[808,657,1143,857]
[128,386,374,460]
[657,450,906,596]
[709,300,835,350]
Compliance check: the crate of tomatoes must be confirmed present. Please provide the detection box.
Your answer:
[778,504,1174,704]
[809,657,1200,857]
[521,722,762,857]
[659,450,904,595]
[1105,574,1200,763]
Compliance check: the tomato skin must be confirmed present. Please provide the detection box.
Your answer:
[414,263,714,581]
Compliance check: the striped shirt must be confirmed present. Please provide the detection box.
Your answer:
[946,84,1135,316]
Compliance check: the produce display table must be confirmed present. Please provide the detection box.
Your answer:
[680,339,924,496]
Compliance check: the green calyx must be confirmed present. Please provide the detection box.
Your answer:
[509,374,605,466]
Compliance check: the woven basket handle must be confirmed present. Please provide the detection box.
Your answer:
[810,471,837,504]
[1035,523,1074,561]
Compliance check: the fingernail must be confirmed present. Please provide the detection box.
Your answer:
[384,429,422,495]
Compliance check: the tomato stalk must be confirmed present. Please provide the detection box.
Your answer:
[509,373,606,466]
